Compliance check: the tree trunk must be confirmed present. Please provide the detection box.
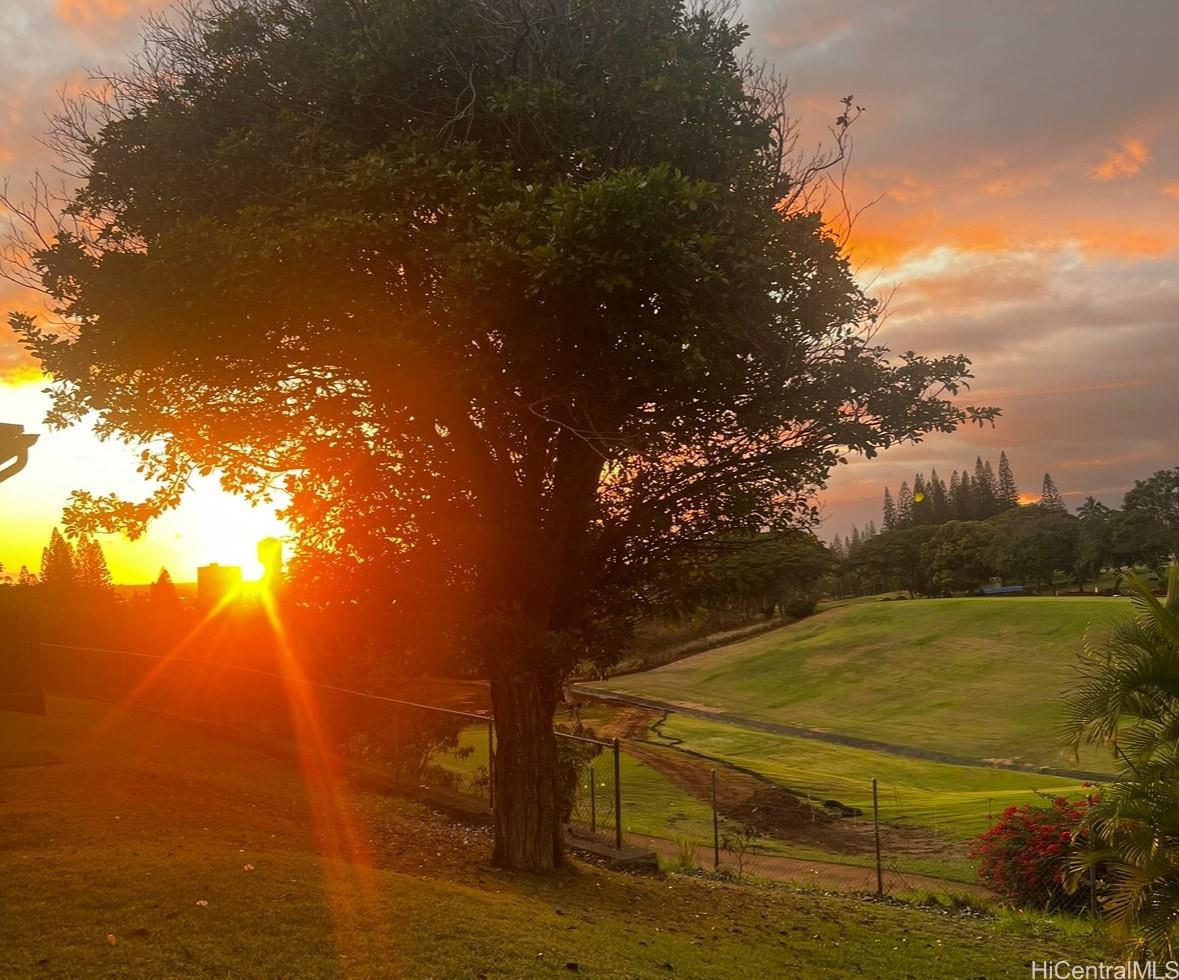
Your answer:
[489,668,564,870]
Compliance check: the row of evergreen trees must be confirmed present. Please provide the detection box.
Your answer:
[882,451,1025,529]
[6,528,116,598]
[831,453,1069,557]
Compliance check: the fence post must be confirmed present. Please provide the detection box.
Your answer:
[487,716,495,811]
[589,765,597,833]
[872,777,884,898]
[711,768,720,871]
[612,737,622,851]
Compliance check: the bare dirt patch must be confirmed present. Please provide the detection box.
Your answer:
[583,702,962,862]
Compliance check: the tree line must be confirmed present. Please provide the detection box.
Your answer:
[831,466,1178,597]
[831,451,1073,554]
[3,527,116,600]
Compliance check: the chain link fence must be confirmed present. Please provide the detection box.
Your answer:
[604,726,1102,904]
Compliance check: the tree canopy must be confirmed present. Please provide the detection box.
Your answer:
[8,0,995,868]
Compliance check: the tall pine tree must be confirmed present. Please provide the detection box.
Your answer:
[974,456,997,517]
[882,488,898,531]
[150,567,181,611]
[76,535,114,597]
[997,451,1019,508]
[955,472,976,520]
[40,528,76,595]
[830,534,846,561]
[983,460,998,516]
[929,469,949,524]
[1040,472,1066,511]
[911,473,929,524]
[897,481,914,528]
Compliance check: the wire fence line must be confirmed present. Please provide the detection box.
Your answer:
[37,641,622,849]
[35,641,1019,897]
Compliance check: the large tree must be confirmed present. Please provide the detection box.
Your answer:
[986,504,1078,591]
[847,524,937,597]
[922,520,996,594]
[1120,469,1179,568]
[7,0,995,868]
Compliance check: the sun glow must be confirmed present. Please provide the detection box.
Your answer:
[0,376,288,583]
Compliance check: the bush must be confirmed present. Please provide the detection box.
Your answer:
[970,795,1100,912]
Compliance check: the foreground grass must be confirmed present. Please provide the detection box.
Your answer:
[0,698,1109,977]
[599,597,1126,771]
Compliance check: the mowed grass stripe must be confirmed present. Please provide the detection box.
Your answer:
[653,714,1088,840]
[599,597,1127,770]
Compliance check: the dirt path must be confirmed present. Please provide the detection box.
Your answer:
[578,688,1113,781]
[633,833,991,900]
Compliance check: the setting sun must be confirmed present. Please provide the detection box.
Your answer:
[0,377,286,583]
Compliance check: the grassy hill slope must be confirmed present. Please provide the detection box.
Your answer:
[1,697,1104,977]
[599,597,1128,771]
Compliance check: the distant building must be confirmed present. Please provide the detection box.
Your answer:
[257,537,283,588]
[197,563,242,606]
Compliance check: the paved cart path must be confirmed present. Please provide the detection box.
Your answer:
[575,688,1113,782]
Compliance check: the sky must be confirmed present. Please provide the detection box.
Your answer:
[1,0,1176,581]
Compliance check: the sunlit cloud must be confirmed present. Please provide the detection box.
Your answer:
[54,0,138,29]
[1091,138,1151,181]
[1057,452,1157,470]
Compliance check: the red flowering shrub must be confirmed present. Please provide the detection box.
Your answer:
[970,794,1100,911]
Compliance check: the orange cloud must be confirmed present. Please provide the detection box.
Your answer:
[982,172,1049,199]
[1058,452,1155,470]
[1091,138,1150,181]
[55,0,137,28]
[1163,183,1179,201]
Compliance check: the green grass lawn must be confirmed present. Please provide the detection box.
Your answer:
[1,697,1109,977]
[598,596,1128,771]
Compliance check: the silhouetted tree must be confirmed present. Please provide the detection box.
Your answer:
[882,487,898,531]
[1040,473,1066,511]
[76,534,114,598]
[39,528,76,597]
[974,456,998,517]
[997,451,1019,509]
[954,472,977,520]
[928,468,949,524]
[150,567,181,611]
[897,481,914,528]
[912,472,931,525]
